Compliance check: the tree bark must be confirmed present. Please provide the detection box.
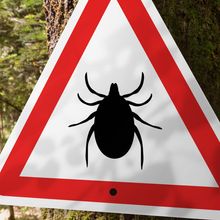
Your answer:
[44,0,78,55]
[8,206,15,220]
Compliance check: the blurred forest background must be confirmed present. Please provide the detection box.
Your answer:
[0,0,219,219]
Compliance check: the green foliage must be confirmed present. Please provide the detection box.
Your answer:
[0,0,48,144]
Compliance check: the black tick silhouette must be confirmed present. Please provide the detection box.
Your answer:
[69,73,162,169]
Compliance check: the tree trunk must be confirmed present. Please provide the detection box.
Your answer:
[8,206,15,220]
[44,0,219,118]
[42,0,219,219]
[44,0,78,55]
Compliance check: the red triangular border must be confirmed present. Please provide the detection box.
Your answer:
[0,0,219,210]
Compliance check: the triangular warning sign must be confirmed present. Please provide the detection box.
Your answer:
[0,0,219,219]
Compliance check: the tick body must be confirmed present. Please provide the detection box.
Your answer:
[69,73,162,169]
[95,84,134,158]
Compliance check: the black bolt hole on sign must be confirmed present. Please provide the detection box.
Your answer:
[109,188,117,196]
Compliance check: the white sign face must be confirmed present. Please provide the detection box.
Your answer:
[0,0,219,219]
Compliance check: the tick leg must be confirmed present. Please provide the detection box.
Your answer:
[133,112,162,130]
[85,73,106,98]
[127,94,152,106]
[134,125,144,169]
[69,112,96,127]
[122,73,144,98]
[78,93,101,106]
[86,124,94,167]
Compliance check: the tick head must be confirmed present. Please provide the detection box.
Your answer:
[109,83,120,96]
